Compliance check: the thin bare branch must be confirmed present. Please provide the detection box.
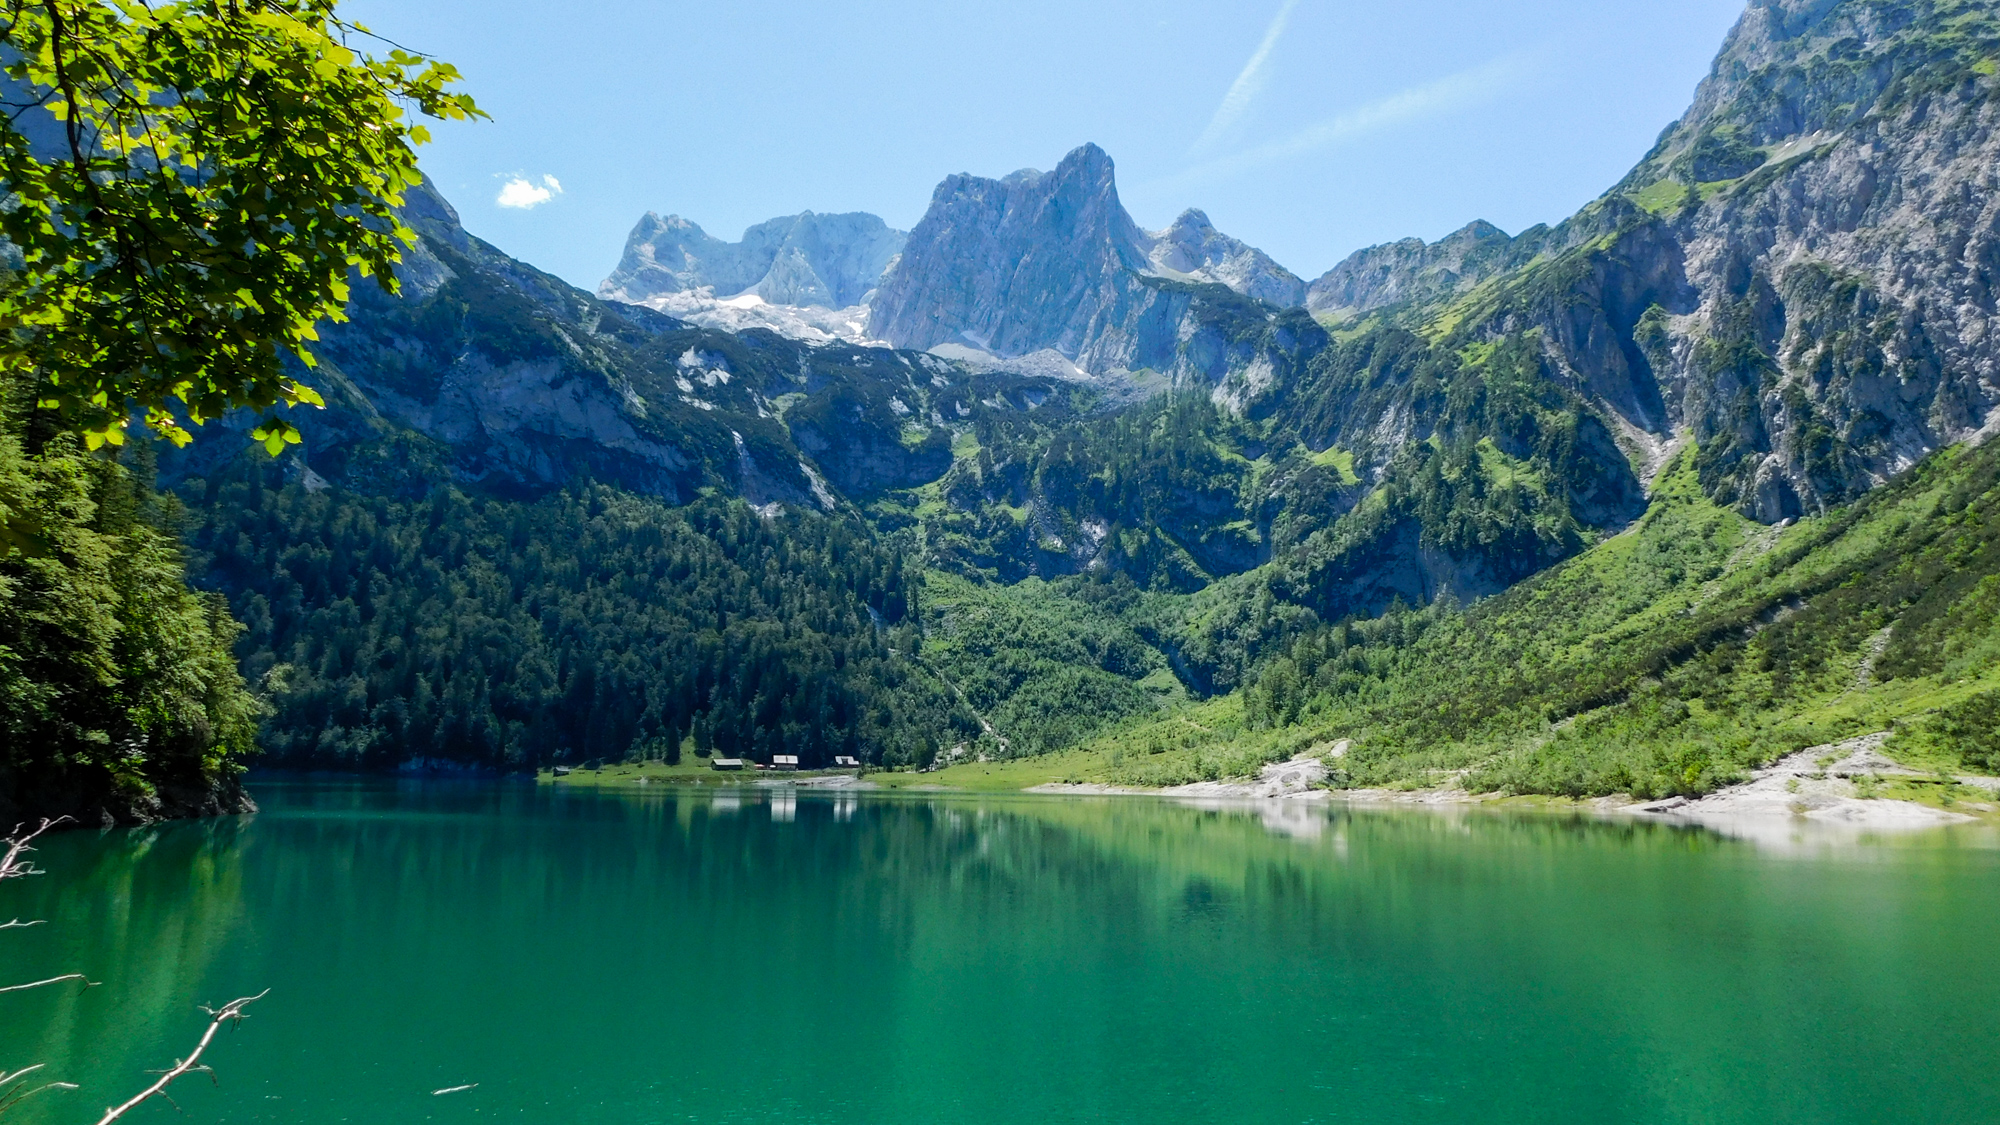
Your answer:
[94,991,269,1125]
[0,821,86,1119]
[0,973,95,995]
[0,1065,81,1115]
[0,919,46,929]
[1,818,71,881]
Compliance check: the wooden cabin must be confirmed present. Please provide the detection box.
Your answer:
[772,755,800,771]
[711,758,745,771]
[834,755,861,768]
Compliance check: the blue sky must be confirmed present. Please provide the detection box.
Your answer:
[342,0,1748,292]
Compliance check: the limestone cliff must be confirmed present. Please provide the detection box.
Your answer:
[599,210,906,310]
[1297,0,2000,523]
[868,144,1310,385]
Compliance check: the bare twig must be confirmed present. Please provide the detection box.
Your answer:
[0,973,95,994]
[93,991,269,1125]
[5,819,269,1124]
[1,818,72,881]
[0,919,45,929]
[0,1065,80,1115]
[432,1084,477,1096]
[0,821,83,1119]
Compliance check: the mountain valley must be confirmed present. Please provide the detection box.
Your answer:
[14,0,2000,819]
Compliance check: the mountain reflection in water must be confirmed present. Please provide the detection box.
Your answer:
[1,780,1994,1125]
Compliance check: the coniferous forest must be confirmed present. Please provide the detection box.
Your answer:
[184,461,968,772]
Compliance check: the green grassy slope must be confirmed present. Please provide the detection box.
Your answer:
[913,571,1185,756]
[1060,436,2000,796]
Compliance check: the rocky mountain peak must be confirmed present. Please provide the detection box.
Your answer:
[1624,0,1999,193]
[1141,209,1306,308]
[1305,218,1524,318]
[869,142,1307,374]
[599,209,906,311]
[866,142,1151,361]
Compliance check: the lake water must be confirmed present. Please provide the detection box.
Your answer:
[3,780,1998,1124]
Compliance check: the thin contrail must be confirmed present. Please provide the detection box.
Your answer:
[1157,54,1535,193]
[1190,0,1302,156]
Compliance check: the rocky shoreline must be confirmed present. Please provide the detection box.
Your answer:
[1021,736,1998,832]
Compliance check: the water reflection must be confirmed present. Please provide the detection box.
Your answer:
[1655,805,2000,853]
[0,782,1995,1125]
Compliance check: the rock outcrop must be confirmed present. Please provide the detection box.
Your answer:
[868,143,1310,382]
[1300,0,2000,523]
[600,210,906,309]
[1306,220,1533,318]
[1601,0,2000,519]
[867,144,1152,362]
[1142,209,1307,308]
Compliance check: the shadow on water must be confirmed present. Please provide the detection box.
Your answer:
[3,779,1998,1125]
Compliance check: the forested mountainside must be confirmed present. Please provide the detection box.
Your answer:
[135,0,2000,785]
[182,462,962,771]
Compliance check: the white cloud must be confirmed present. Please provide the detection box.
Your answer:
[1190,0,1300,156]
[1158,54,1535,193]
[496,174,563,209]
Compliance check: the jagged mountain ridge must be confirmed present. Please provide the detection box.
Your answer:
[593,210,905,347]
[867,144,1310,381]
[162,180,1085,512]
[600,210,906,309]
[174,0,2000,673]
[1292,0,2000,524]
[1306,221,1527,318]
[593,146,1308,389]
[1142,208,1308,308]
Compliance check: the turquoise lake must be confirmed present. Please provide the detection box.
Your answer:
[2,780,1997,1124]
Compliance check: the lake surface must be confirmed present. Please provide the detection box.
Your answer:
[3,781,1998,1125]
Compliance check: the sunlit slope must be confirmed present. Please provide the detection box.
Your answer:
[1077,436,2000,797]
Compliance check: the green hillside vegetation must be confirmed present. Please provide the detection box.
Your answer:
[1068,437,2000,795]
[0,390,258,822]
[914,571,1185,756]
[869,390,1366,590]
[178,409,2000,796]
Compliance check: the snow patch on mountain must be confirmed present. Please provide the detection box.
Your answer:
[631,287,886,347]
[600,211,906,311]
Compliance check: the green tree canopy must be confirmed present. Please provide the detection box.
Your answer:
[0,0,480,453]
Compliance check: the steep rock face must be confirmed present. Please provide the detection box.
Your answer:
[1298,1,2000,524]
[599,211,906,309]
[1306,221,1530,318]
[298,184,712,501]
[1604,0,2000,519]
[164,181,1087,517]
[869,144,1309,381]
[868,144,1151,359]
[1143,209,1307,307]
